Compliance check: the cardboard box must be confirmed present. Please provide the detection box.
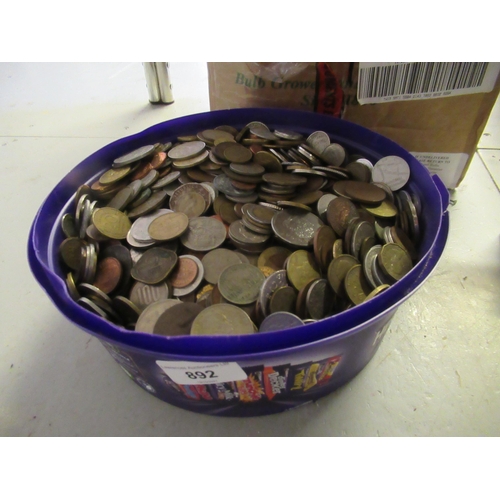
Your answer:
[207,62,500,188]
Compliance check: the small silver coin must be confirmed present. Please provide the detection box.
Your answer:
[258,312,304,332]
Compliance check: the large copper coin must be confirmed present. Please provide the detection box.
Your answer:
[130,247,178,284]
[92,256,122,294]
[326,197,359,237]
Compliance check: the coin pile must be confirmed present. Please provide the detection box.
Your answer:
[58,120,421,336]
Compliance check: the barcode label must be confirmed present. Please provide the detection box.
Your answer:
[358,62,500,104]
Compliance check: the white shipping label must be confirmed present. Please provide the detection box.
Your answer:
[156,360,248,385]
[410,152,469,189]
[358,62,500,104]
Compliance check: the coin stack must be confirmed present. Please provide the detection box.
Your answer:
[58,120,421,336]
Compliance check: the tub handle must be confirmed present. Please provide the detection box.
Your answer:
[431,174,450,214]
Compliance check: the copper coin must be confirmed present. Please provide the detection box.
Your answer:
[313,225,336,273]
[92,256,122,294]
[326,197,359,237]
[168,256,199,288]
[342,181,387,205]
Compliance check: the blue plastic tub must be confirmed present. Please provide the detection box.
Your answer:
[28,108,449,416]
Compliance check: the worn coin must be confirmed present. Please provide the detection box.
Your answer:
[343,181,387,205]
[286,250,321,291]
[364,284,391,302]
[320,143,346,166]
[306,278,335,319]
[92,207,131,240]
[378,243,413,283]
[223,143,253,164]
[201,248,244,285]
[326,197,359,237]
[254,150,282,172]
[257,246,292,271]
[130,247,178,284]
[170,255,204,297]
[129,208,173,244]
[129,281,170,311]
[306,131,330,154]
[259,269,288,316]
[218,264,266,305]
[167,141,206,161]
[172,150,210,169]
[113,145,155,167]
[180,216,227,251]
[92,256,122,294]
[147,211,189,242]
[135,298,181,333]
[351,220,376,261]
[269,286,297,314]
[327,254,360,296]
[272,208,323,248]
[59,237,86,270]
[170,191,207,218]
[152,302,204,336]
[190,303,255,336]
[126,190,168,219]
[372,155,410,191]
[344,264,373,305]
[168,255,199,289]
[259,312,304,332]
[112,296,141,325]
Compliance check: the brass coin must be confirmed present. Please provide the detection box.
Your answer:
[168,255,199,288]
[92,256,122,294]
[223,143,253,163]
[180,216,227,251]
[327,254,360,296]
[167,141,206,161]
[92,207,131,240]
[344,264,373,305]
[313,225,336,273]
[147,211,189,242]
[332,238,344,259]
[378,243,413,283]
[306,278,335,319]
[286,250,321,291]
[66,272,80,300]
[326,197,359,237]
[364,284,391,302]
[254,151,283,173]
[130,247,178,284]
[269,286,297,315]
[170,191,207,218]
[135,298,181,333]
[129,281,170,311]
[190,303,255,336]
[201,248,244,285]
[276,200,312,212]
[61,213,77,238]
[59,237,86,270]
[390,226,418,261]
[257,246,292,271]
[218,263,266,305]
[99,165,131,186]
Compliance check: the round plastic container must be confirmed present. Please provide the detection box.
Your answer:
[28,108,449,416]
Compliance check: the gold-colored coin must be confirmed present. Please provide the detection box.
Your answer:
[362,200,398,218]
[363,284,390,302]
[327,254,359,296]
[147,212,189,241]
[59,237,86,270]
[259,266,275,278]
[99,165,131,185]
[92,207,131,240]
[190,303,255,336]
[378,243,413,283]
[286,250,321,291]
[344,264,373,305]
[257,246,292,271]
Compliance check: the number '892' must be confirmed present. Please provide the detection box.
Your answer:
[185,370,216,380]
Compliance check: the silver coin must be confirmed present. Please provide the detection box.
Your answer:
[398,190,420,243]
[151,170,181,190]
[317,193,338,222]
[258,312,304,332]
[271,208,324,248]
[113,145,155,167]
[167,141,206,161]
[141,169,160,189]
[200,182,218,203]
[180,216,227,251]
[363,245,382,289]
[259,269,288,317]
[372,155,410,191]
[129,281,170,311]
[171,255,205,297]
[213,174,249,197]
[229,220,271,245]
[274,129,304,141]
[306,278,335,320]
[135,298,181,333]
[351,220,376,260]
[320,143,346,167]
[306,131,330,155]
